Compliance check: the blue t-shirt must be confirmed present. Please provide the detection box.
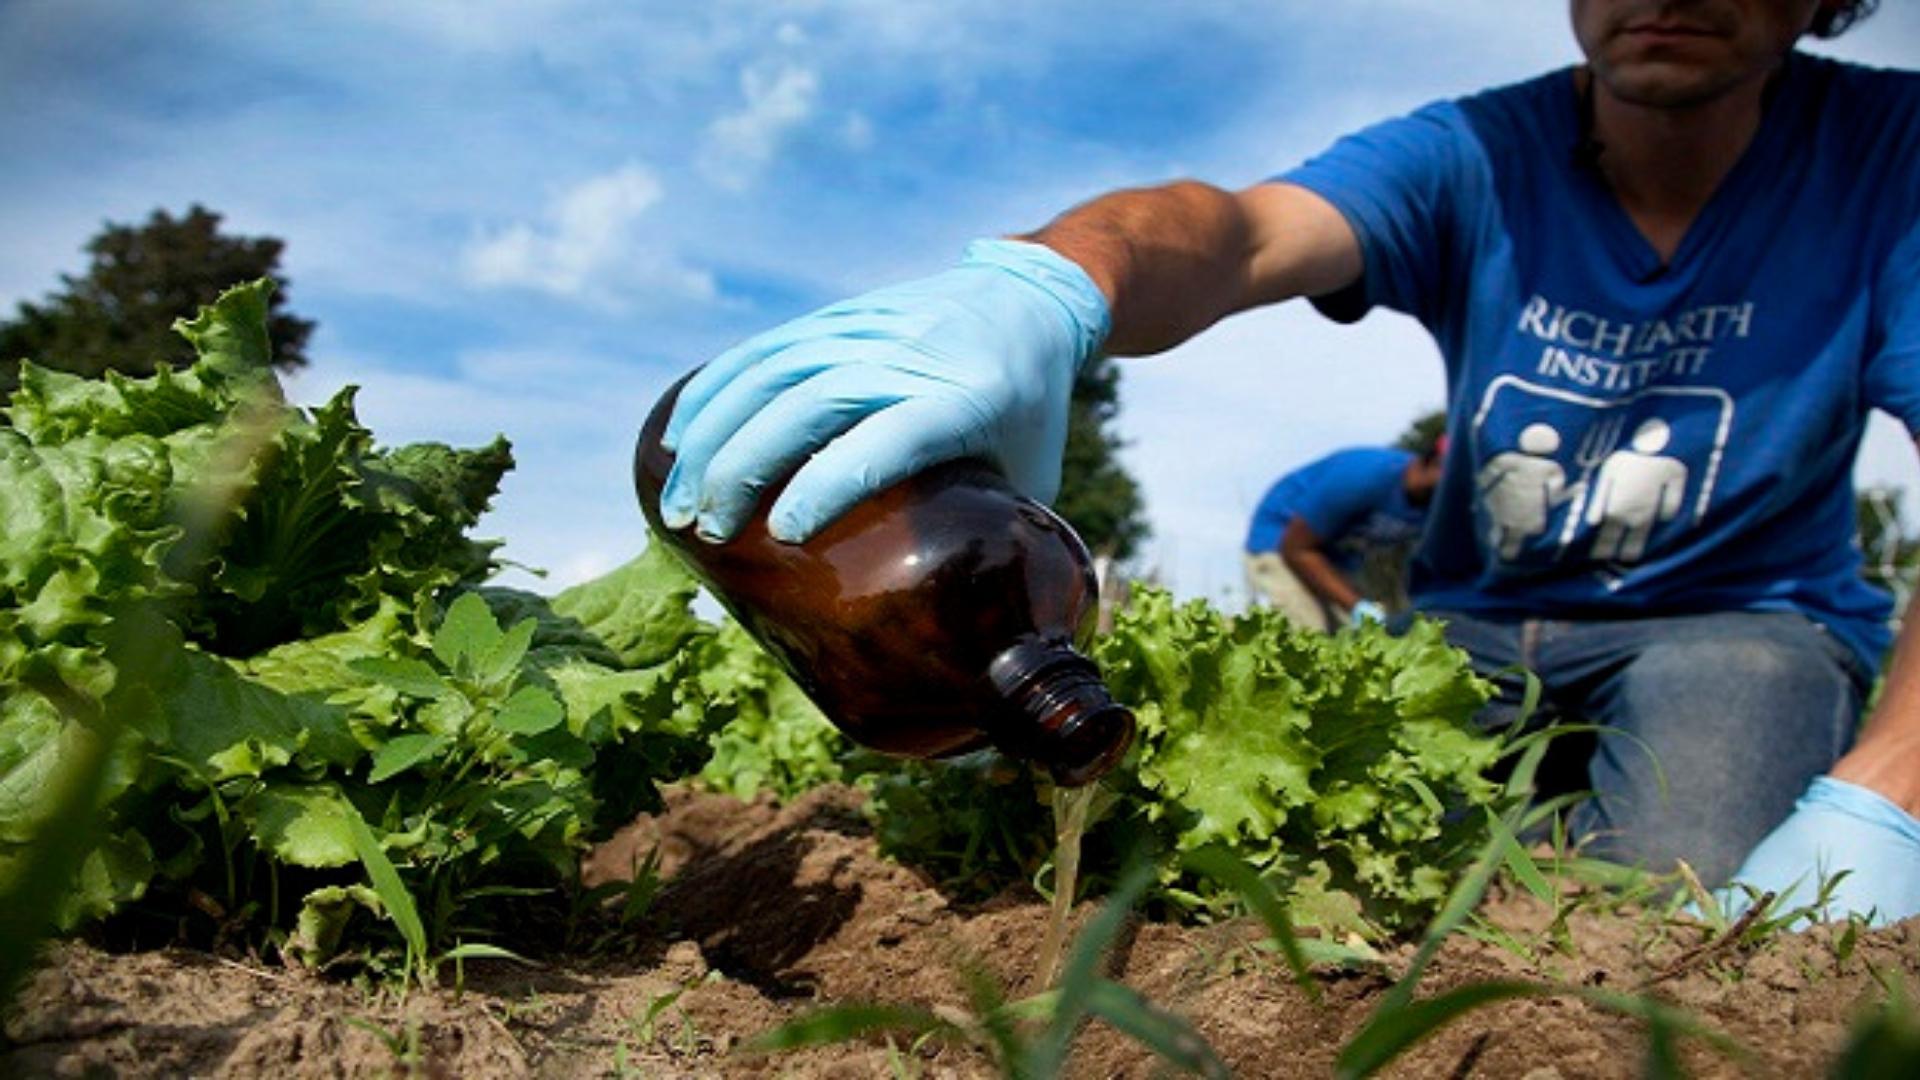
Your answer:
[1244,447,1427,571]
[1281,52,1920,672]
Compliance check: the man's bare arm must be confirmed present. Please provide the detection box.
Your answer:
[1019,180,1363,356]
[1280,517,1365,613]
[1828,439,1920,816]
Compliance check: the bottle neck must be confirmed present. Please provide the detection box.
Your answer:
[986,637,1135,786]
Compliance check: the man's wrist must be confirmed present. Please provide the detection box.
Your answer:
[1828,734,1920,817]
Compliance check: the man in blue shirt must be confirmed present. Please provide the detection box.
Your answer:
[1244,443,1442,631]
[658,1,1920,923]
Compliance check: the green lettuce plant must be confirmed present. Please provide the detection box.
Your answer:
[847,588,1506,934]
[0,282,726,970]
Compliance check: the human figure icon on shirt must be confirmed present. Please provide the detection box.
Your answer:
[1477,421,1575,559]
[1584,417,1688,563]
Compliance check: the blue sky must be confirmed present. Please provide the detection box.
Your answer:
[4,1,1917,603]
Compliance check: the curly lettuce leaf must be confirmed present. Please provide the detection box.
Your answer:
[694,620,847,801]
[548,544,710,669]
[834,586,1504,934]
[1101,591,1320,859]
[1095,590,1500,928]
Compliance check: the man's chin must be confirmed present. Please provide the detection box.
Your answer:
[1595,60,1747,109]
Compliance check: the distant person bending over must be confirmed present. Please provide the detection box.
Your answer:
[655,0,1920,924]
[1244,441,1444,631]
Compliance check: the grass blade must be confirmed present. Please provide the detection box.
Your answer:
[1023,859,1156,1078]
[1516,789,1594,834]
[343,803,430,984]
[1364,699,1570,1027]
[1578,986,1750,1065]
[1501,720,1667,803]
[744,1004,962,1054]
[441,942,534,965]
[1182,844,1319,1002]
[1338,978,1750,1079]
[1485,807,1554,904]
[1339,979,1547,1078]
[1081,979,1230,1078]
[1376,818,1506,1021]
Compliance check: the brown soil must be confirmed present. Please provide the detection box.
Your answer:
[6,784,1916,1078]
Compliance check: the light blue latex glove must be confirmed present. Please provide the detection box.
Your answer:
[1348,600,1387,627]
[1718,776,1920,927]
[659,239,1110,543]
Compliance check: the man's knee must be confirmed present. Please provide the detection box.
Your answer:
[1613,618,1862,741]
[1578,615,1865,884]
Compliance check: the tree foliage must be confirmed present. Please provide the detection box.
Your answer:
[1053,353,1149,561]
[1353,408,1450,612]
[1394,408,1448,456]
[1858,486,1920,621]
[0,205,314,394]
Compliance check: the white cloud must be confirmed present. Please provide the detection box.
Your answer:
[463,163,716,308]
[698,65,821,191]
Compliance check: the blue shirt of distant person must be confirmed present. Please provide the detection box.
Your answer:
[1243,444,1443,631]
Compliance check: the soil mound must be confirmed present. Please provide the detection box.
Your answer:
[8,784,1915,1077]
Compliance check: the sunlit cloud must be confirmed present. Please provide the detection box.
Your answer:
[698,65,822,191]
[462,163,716,308]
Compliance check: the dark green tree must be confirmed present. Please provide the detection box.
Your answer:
[0,205,314,393]
[1858,486,1920,608]
[1394,408,1448,456]
[1354,407,1449,612]
[1052,353,1149,562]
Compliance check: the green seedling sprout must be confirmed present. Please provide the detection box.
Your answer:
[1335,709,1756,1079]
[344,1015,427,1075]
[746,858,1229,1078]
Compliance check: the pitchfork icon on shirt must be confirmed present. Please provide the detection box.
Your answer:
[1556,413,1628,554]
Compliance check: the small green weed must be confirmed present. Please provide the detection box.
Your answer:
[745,860,1229,1078]
[344,1014,427,1075]
[1334,723,1751,1078]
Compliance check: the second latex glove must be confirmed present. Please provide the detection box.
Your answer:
[1717,776,1920,927]
[660,239,1110,543]
[1349,600,1387,627]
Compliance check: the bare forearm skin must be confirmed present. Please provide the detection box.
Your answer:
[1279,517,1363,612]
[1017,180,1361,357]
[1283,547,1364,613]
[1833,607,1920,816]
[1018,181,1258,355]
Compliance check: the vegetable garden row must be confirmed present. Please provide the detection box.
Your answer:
[3,284,1917,1076]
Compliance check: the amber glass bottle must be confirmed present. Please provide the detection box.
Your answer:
[633,377,1134,786]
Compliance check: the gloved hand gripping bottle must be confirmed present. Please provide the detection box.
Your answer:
[634,375,1135,786]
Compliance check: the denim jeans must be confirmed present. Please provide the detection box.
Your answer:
[1427,609,1870,886]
